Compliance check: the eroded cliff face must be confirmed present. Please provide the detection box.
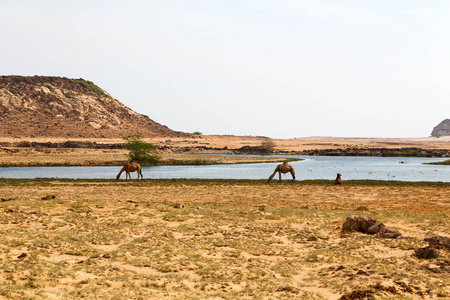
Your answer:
[0,76,189,138]
[431,119,450,137]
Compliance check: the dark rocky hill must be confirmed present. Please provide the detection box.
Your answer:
[0,76,189,138]
[431,119,450,137]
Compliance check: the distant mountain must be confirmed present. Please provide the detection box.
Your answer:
[0,76,189,139]
[431,119,450,137]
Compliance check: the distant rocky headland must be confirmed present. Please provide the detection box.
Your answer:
[431,119,450,137]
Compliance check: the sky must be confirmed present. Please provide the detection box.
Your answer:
[1,0,449,139]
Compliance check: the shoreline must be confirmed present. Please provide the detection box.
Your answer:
[1,178,449,186]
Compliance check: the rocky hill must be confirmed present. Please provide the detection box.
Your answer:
[0,76,189,139]
[431,119,450,137]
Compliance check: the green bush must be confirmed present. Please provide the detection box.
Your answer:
[74,79,107,97]
[123,133,161,163]
[11,76,26,82]
[260,139,276,152]
[64,92,76,99]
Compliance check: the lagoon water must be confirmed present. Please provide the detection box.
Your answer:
[1,156,449,182]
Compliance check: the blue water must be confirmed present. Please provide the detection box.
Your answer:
[0,156,448,182]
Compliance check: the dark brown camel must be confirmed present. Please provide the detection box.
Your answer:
[116,162,143,180]
[334,173,343,185]
[268,162,296,183]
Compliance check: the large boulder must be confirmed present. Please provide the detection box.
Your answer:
[414,246,439,259]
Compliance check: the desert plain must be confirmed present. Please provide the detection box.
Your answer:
[0,136,449,299]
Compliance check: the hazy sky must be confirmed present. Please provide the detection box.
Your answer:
[2,0,449,138]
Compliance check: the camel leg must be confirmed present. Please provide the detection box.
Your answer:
[268,169,278,183]
[290,170,296,182]
[278,171,282,181]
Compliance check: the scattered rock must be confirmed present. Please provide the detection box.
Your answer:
[196,206,203,210]
[276,286,287,292]
[307,236,318,241]
[335,265,346,271]
[414,246,439,259]
[424,260,450,273]
[424,235,450,250]
[41,194,57,200]
[339,290,374,300]
[0,198,14,202]
[102,253,112,259]
[276,285,297,293]
[367,222,385,234]
[256,204,267,211]
[17,253,27,259]
[173,202,184,208]
[342,215,377,233]
[376,227,402,239]
[356,269,369,276]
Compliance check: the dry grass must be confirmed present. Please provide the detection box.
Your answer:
[0,179,448,299]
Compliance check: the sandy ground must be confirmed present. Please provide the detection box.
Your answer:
[1,135,449,151]
[0,179,448,299]
[1,135,448,167]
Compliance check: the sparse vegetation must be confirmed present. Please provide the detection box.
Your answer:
[74,79,107,97]
[247,139,277,153]
[10,75,26,82]
[15,141,32,147]
[123,133,161,163]
[64,92,76,99]
[0,179,448,299]
[141,114,153,122]
[381,150,427,157]
[192,131,202,135]
[260,139,276,152]
[426,159,450,165]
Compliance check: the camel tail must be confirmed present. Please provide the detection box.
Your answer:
[116,167,126,180]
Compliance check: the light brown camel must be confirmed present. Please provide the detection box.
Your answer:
[334,173,343,185]
[116,162,143,180]
[268,161,296,183]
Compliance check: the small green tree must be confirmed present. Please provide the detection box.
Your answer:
[260,139,276,152]
[123,133,161,163]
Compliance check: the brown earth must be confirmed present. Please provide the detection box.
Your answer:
[0,76,189,139]
[0,179,448,299]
